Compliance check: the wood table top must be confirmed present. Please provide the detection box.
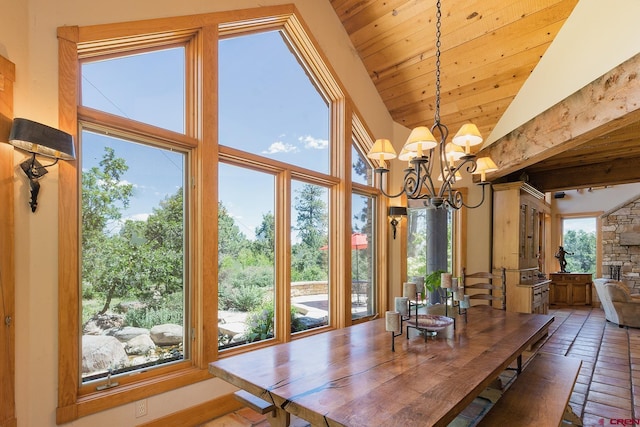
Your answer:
[209,306,554,427]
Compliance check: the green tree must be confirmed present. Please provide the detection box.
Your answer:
[84,232,139,314]
[81,146,134,244]
[218,201,249,268]
[82,147,135,314]
[145,187,184,251]
[563,229,596,274]
[127,190,185,305]
[253,212,275,263]
[353,156,369,183]
[291,184,328,281]
[82,148,186,316]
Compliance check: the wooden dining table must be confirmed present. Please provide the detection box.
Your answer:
[209,305,554,427]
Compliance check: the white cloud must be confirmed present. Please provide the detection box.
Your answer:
[299,135,328,150]
[263,141,298,154]
[128,213,150,222]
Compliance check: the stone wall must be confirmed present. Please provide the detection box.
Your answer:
[290,281,329,297]
[602,198,640,292]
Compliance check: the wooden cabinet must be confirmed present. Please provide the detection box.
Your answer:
[493,182,551,314]
[550,273,592,306]
[509,279,550,314]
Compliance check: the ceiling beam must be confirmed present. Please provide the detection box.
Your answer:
[514,156,640,192]
[479,52,640,181]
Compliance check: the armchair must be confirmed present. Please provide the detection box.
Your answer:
[594,278,640,328]
[607,283,640,328]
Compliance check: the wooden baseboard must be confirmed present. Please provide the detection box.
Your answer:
[136,393,243,427]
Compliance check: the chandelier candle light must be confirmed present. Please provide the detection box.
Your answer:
[367,0,497,210]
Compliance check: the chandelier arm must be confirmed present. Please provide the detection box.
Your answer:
[404,167,422,199]
[374,169,408,199]
[418,161,438,200]
[458,156,478,174]
[444,189,464,210]
[459,182,491,209]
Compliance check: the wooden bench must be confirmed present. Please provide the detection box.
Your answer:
[477,352,582,427]
[233,389,275,415]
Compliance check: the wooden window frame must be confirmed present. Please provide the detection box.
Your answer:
[556,213,602,278]
[0,54,17,427]
[56,5,384,423]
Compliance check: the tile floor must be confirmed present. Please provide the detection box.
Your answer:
[201,306,640,427]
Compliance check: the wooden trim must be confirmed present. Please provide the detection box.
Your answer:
[57,33,81,421]
[0,54,16,427]
[78,107,199,149]
[332,99,350,328]
[275,170,292,342]
[135,393,242,427]
[199,24,219,368]
[70,5,296,50]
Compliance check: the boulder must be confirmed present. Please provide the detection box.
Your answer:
[109,326,150,342]
[125,334,156,355]
[83,313,125,335]
[150,324,183,345]
[82,335,128,373]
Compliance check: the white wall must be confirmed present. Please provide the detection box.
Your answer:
[550,183,640,216]
[487,0,640,144]
[0,1,394,426]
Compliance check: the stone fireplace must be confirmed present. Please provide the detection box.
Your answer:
[601,195,640,292]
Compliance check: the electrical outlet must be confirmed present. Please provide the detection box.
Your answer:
[135,399,147,418]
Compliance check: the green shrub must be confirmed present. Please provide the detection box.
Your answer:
[246,303,274,342]
[124,292,183,328]
[246,300,307,342]
[218,281,266,312]
[82,283,95,300]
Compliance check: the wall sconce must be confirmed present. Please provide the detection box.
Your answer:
[389,206,407,240]
[8,118,75,212]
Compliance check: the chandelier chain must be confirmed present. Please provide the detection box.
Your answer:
[434,0,442,124]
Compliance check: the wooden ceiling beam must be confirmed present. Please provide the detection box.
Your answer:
[521,156,640,192]
[479,52,640,181]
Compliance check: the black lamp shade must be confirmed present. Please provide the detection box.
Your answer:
[389,206,407,217]
[9,118,75,160]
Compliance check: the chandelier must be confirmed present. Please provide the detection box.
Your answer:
[367,0,497,210]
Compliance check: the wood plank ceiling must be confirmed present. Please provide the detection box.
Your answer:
[330,0,640,192]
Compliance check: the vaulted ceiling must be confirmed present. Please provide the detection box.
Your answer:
[330,0,640,192]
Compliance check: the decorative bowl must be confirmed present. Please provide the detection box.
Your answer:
[409,314,454,331]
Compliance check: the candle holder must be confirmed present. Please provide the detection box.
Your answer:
[444,289,468,325]
[385,311,405,352]
[459,294,470,322]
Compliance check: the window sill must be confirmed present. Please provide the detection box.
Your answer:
[56,366,212,424]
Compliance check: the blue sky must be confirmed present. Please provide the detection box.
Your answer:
[563,217,596,234]
[79,30,354,239]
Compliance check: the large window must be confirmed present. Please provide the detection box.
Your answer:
[560,216,597,276]
[217,163,275,348]
[351,126,378,320]
[57,8,382,421]
[217,30,333,348]
[80,128,188,382]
